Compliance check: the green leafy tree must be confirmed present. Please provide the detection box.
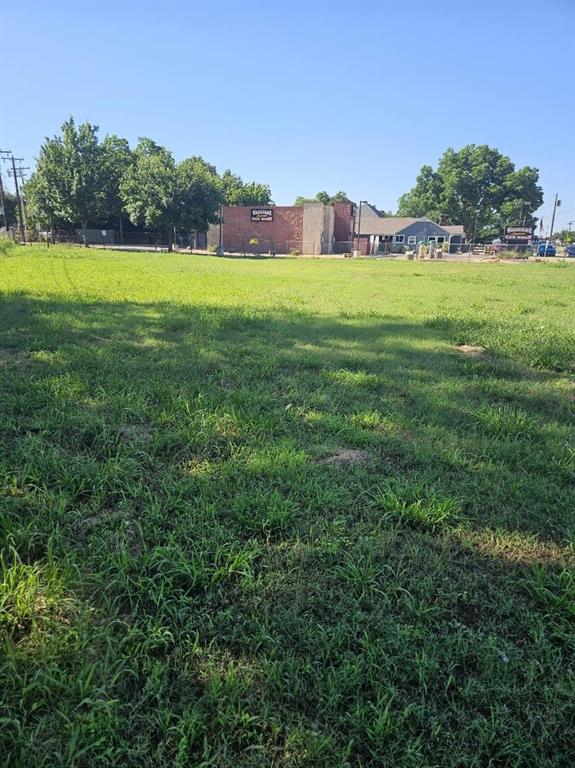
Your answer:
[294,191,349,206]
[398,145,543,241]
[121,142,223,249]
[221,170,272,206]
[120,138,179,249]
[397,165,445,222]
[554,229,575,244]
[25,118,107,245]
[0,191,18,229]
[177,156,222,233]
[100,135,133,239]
[23,175,54,233]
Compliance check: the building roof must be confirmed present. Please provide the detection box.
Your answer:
[357,207,464,237]
[358,215,436,236]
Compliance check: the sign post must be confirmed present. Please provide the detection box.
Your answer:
[505,226,533,245]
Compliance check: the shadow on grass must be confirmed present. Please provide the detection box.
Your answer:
[1,291,574,766]
[1,291,573,543]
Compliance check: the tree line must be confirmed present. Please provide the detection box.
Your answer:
[11,123,546,248]
[397,144,543,241]
[23,118,272,248]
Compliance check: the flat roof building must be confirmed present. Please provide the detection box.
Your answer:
[208,201,355,256]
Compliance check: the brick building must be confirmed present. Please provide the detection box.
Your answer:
[207,201,355,255]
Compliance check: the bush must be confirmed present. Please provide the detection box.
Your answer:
[0,237,16,256]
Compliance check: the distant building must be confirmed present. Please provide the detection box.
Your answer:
[207,201,355,255]
[356,204,466,253]
[206,201,466,256]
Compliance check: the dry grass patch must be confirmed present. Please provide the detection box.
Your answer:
[318,447,370,466]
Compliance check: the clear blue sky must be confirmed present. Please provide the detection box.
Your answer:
[2,0,574,231]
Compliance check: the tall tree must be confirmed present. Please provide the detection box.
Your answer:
[177,156,222,233]
[120,138,179,249]
[25,118,107,245]
[397,145,543,241]
[120,142,224,249]
[100,135,133,240]
[220,170,272,206]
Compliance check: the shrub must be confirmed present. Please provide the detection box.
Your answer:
[0,236,16,256]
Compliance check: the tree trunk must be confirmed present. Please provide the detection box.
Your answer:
[82,222,88,247]
[119,216,123,245]
[167,224,173,252]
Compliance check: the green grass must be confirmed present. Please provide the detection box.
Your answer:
[1,246,574,767]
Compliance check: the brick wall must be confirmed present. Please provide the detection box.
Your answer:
[333,201,354,252]
[221,206,304,253]
[354,235,370,255]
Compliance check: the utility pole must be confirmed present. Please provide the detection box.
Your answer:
[11,158,30,242]
[0,151,12,233]
[217,202,224,255]
[1,151,27,242]
[0,167,6,231]
[11,156,24,241]
[356,200,366,256]
[549,193,561,241]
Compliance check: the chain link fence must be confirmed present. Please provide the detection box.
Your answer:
[9,227,561,261]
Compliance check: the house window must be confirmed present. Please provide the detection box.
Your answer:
[437,236,445,244]
[394,235,404,243]
[407,236,416,245]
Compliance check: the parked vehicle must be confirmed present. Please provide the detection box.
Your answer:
[565,244,575,257]
[537,242,556,257]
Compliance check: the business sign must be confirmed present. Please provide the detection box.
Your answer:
[505,226,533,244]
[251,208,273,222]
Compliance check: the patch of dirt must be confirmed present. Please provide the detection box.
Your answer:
[88,334,113,344]
[454,344,486,357]
[474,537,574,567]
[121,424,152,441]
[457,529,574,568]
[133,339,158,349]
[318,448,370,466]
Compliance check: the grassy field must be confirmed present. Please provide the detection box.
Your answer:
[1,246,574,767]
